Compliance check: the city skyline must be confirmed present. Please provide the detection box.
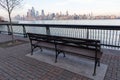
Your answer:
[14,7,120,21]
[0,0,120,18]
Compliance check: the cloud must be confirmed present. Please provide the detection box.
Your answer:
[54,0,95,6]
[66,0,95,3]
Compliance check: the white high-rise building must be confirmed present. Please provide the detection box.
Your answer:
[41,10,45,16]
[31,7,35,17]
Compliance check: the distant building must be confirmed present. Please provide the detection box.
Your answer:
[66,11,69,16]
[41,10,45,19]
[36,11,39,17]
[0,16,2,21]
[25,7,37,20]
[14,15,21,20]
[27,9,31,17]
[0,16,4,22]
[31,7,36,17]
[41,10,45,16]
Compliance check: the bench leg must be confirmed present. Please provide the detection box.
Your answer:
[98,59,100,67]
[31,46,37,55]
[39,47,43,52]
[63,52,66,57]
[55,50,65,63]
[58,51,66,57]
[55,52,59,63]
[31,49,33,55]
[31,46,34,55]
[93,59,97,76]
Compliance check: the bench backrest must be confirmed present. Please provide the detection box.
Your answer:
[55,36,101,51]
[27,33,56,43]
[27,33,101,51]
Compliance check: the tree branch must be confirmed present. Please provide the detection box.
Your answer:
[0,0,8,10]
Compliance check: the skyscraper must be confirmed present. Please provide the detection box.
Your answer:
[66,11,69,16]
[27,9,31,17]
[41,10,45,16]
[36,11,39,17]
[31,7,35,17]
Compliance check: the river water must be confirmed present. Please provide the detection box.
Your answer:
[19,19,120,25]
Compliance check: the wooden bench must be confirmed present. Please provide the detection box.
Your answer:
[27,32,103,76]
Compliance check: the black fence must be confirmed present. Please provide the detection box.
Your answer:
[0,23,120,49]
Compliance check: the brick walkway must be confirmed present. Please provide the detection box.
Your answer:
[0,34,120,80]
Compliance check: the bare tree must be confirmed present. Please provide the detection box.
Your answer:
[0,0,23,43]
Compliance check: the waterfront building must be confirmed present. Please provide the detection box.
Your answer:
[66,11,69,16]
[41,10,45,16]
[27,9,31,17]
[31,7,36,17]
[41,10,45,20]
[0,16,4,21]
[36,11,39,17]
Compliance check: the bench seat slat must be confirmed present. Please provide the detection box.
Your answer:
[57,45,102,58]
[33,41,55,49]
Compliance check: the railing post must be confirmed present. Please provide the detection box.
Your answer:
[7,25,11,35]
[46,26,50,35]
[118,34,120,48]
[0,28,1,34]
[87,29,89,39]
[23,25,27,38]
[0,25,1,34]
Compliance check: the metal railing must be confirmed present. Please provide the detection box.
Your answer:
[0,22,120,49]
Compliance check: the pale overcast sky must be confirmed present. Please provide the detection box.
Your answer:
[0,0,120,18]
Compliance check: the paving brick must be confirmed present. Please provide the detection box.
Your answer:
[0,34,120,80]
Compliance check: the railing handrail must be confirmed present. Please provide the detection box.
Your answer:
[0,22,120,48]
[0,22,120,30]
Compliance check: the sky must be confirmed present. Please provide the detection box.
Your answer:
[0,0,120,18]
